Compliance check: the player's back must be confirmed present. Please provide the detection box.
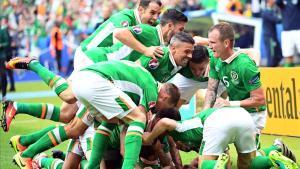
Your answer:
[82,60,158,89]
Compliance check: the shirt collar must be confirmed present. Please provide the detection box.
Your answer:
[223,48,242,64]
[156,25,165,46]
[134,8,142,24]
[168,46,182,72]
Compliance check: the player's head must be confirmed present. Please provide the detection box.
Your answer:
[208,22,235,58]
[148,107,181,131]
[138,0,162,25]
[160,9,188,43]
[169,32,195,67]
[188,45,210,78]
[155,83,180,111]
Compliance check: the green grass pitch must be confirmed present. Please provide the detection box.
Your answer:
[0,81,299,169]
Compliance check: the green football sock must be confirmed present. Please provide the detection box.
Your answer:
[40,157,63,169]
[250,156,273,169]
[87,122,117,169]
[122,121,145,169]
[200,160,217,169]
[29,61,68,95]
[19,125,57,146]
[15,102,60,121]
[259,145,281,156]
[21,125,68,158]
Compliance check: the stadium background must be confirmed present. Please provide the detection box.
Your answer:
[0,0,299,168]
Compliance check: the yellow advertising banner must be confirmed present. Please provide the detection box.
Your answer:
[260,67,300,137]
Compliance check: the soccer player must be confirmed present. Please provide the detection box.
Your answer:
[79,0,162,51]
[6,59,180,169]
[136,31,195,82]
[1,0,162,131]
[142,107,298,169]
[1,9,188,131]
[82,8,189,65]
[203,22,266,148]
[113,8,187,58]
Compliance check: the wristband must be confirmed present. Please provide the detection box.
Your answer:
[229,101,241,107]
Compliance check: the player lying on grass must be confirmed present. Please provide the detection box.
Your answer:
[1,9,188,132]
[142,107,298,169]
[4,60,181,169]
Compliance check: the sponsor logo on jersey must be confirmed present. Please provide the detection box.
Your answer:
[249,73,260,84]
[132,26,142,34]
[230,71,239,81]
[148,59,159,69]
[121,21,129,27]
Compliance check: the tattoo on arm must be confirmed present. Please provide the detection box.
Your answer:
[203,78,219,109]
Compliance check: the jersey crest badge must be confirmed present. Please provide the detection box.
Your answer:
[132,26,142,34]
[121,21,129,27]
[149,59,159,69]
[230,71,238,81]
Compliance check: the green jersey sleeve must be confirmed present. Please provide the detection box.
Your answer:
[138,47,175,82]
[128,24,158,42]
[140,86,158,112]
[209,56,219,80]
[240,57,261,92]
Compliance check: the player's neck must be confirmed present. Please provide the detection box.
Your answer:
[221,49,234,60]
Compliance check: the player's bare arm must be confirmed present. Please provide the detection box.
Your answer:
[168,137,183,169]
[203,78,219,110]
[143,118,177,144]
[156,140,174,168]
[213,87,265,109]
[193,36,209,46]
[240,87,266,108]
[114,28,163,58]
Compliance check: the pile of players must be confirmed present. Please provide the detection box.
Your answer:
[1,0,298,168]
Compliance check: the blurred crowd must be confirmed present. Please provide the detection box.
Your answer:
[0,0,299,77]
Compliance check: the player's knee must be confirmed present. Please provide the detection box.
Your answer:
[59,107,77,123]
[59,88,77,104]
[59,112,75,123]
[134,110,146,123]
[64,119,87,139]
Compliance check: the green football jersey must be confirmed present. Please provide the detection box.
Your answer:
[178,67,208,82]
[83,60,158,112]
[85,24,164,63]
[138,47,182,83]
[80,9,141,51]
[176,47,214,82]
[209,52,266,113]
[168,108,216,148]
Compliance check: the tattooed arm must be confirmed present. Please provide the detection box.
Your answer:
[203,78,220,110]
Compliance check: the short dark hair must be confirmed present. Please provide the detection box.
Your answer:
[163,83,180,106]
[156,108,181,121]
[209,22,235,43]
[170,32,195,45]
[139,0,162,8]
[160,8,188,26]
[190,45,210,64]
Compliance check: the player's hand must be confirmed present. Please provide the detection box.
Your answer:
[213,97,230,108]
[193,36,209,46]
[144,46,164,59]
